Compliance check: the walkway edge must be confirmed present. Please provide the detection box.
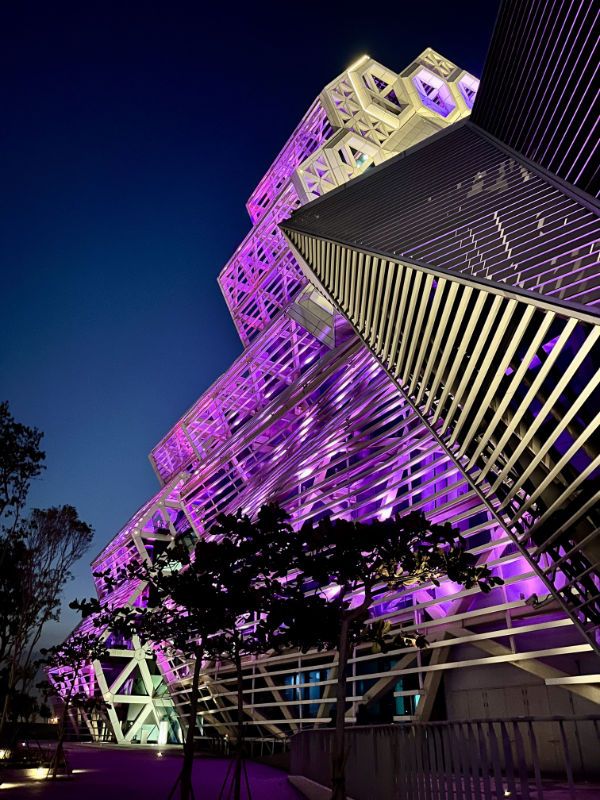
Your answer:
[288,774,357,800]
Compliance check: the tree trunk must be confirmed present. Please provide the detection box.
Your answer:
[180,652,202,800]
[233,653,244,800]
[0,588,30,741]
[51,693,71,779]
[0,682,11,743]
[331,616,350,800]
[0,657,18,742]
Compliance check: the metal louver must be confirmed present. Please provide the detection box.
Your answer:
[283,228,600,652]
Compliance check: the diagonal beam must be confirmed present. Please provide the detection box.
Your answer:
[446,624,600,706]
[257,665,299,733]
[206,676,287,739]
[124,703,154,743]
[413,633,453,722]
[92,659,125,744]
[361,652,418,709]
[109,657,138,694]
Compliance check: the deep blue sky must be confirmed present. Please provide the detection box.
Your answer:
[0,1,499,645]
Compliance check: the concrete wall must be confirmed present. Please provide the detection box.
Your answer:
[444,649,600,720]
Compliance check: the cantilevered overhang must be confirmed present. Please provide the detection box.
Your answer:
[283,122,600,307]
[471,0,600,198]
[281,122,600,652]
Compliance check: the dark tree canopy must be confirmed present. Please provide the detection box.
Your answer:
[77,503,501,800]
[289,510,502,800]
[0,400,45,529]
[0,403,93,742]
[41,632,109,779]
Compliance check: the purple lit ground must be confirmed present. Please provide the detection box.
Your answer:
[0,744,303,799]
[3,745,600,800]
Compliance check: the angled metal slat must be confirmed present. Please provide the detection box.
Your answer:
[283,228,600,651]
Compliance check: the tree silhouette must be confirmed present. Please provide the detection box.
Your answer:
[76,503,500,800]
[0,506,93,738]
[89,505,301,800]
[107,535,248,800]
[0,401,45,531]
[40,631,108,779]
[0,403,92,743]
[188,504,320,800]
[295,511,503,800]
[100,504,334,800]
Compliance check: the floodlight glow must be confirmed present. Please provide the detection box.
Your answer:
[347,54,370,71]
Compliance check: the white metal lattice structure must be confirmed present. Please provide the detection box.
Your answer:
[219,50,477,347]
[283,219,600,652]
[55,46,600,745]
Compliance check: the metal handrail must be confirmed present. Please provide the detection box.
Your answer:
[290,716,600,800]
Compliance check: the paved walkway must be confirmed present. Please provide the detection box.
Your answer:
[0,743,303,799]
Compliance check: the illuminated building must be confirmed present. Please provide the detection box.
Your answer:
[51,25,599,744]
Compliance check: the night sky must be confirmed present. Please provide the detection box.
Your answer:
[0,1,499,646]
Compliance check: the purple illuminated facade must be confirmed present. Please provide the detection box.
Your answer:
[51,46,600,745]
